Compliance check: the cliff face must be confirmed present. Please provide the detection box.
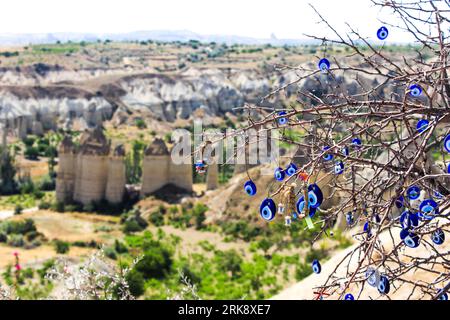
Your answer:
[1,64,405,136]
[0,66,276,133]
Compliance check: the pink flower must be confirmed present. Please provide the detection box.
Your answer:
[15,264,21,271]
[13,251,19,257]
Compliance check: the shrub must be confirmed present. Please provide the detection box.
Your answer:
[123,220,143,234]
[19,178,36,194]
[125,269,145,297]
[38,201,51,210]
[192,203,207,230]
[24,146,39,160]
[7,234,25,247]
[14,205,23,215]
[135,118,147,129]
[135,242,173,279]
[295,262,312,280]
[50,201,65,213]
[0,232,7,242]
[54,240,70,254]
[149,211,164,226]
[0,219,37,235]
[114,240,128,254]
[38,175,55,191]
[215,249,242,278]
[104,247,117,260]
[33,189,45,199]
[22,136,36,147]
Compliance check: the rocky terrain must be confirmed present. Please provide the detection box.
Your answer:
[0,41,418,139]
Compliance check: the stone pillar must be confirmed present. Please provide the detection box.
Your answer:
[55,136,77,203]
[105,154,126,204]
[206,161,219,191]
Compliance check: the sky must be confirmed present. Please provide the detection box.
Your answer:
[0,0,419,42]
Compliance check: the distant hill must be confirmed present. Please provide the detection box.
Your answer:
[0,30,319,46]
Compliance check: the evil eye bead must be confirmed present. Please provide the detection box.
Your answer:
[260,198,276,222]
[416,119,429,133]
[296,196,317,217]
[373,213,381,224]
[344,293,355,300]
[352,138,362,148]
[434,191,444,200]
[377,275,390,295]
[334,160,344,175]
[431,228,445,245]
[364,221,370,233]
[341,146,349,157]
[323,146,333,161]
[438,290,448,300]
[376,26,389,40]
[419,199,439,220]
[409,84,422,97]
[364,221,372,237]
[406,185,421,200]
[318,58,330,72]
[395,196,404,209]
[400,211,419,229]
[277,111,287,125]
[403,231,420,248]
[244,180,257,196]
[312,259,321,274]
[308,207,317,218]
[444,134,450,153]
[308,184,324,208]
[296,196,305,214]
[286,163,298,176]
[346,212,354,226]
[274,167,285,181]
[365,268,379,287]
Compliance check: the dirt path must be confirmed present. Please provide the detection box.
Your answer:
[0,207,38,220]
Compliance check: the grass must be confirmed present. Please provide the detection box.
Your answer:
[0,191,55,210]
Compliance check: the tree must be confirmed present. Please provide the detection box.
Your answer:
[0,147,17,194]
[135,242,173,279]
[202,0,450,300]
[125,140,145,184]
[125,269,145,297]
[24,146,39,160]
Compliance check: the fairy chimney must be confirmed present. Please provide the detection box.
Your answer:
[141,138,193,197]
[168,143,193,193]
[141,138,171,196]
[73,128,110,205]
[206,161,219,190]
[56,136,77,203]
[105,144,126,204]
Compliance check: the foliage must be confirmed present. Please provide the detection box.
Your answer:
[54,240,70,254]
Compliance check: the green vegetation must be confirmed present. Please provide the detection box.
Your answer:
[0,219,44,248]
[2,259,54,299]
[125,140,146,184]
[116,230,321,299]
[54,240,70,254]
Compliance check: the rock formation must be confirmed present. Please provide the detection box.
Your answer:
[73,128,110,205]
[56,128,126,205]
[55,136,77,203]
[206,159,219,191]
[105,144,126,204]
[141,138,193,196]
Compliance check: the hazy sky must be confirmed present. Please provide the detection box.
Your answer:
[0,0,418,42]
